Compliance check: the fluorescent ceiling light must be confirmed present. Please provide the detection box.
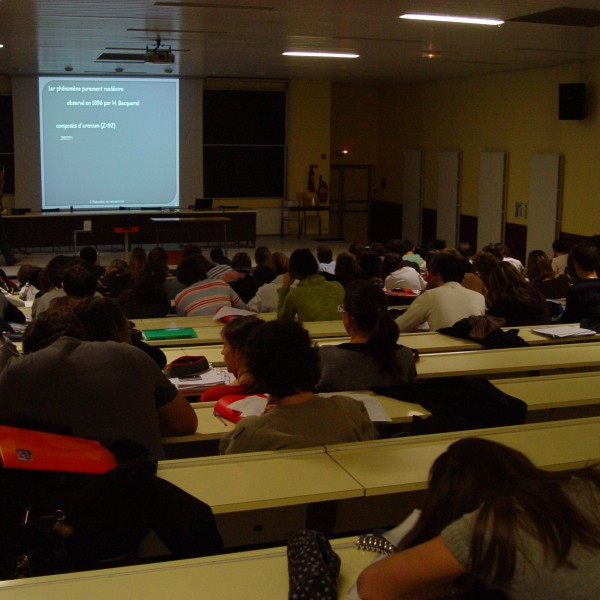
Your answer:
[283,51,359,58]
[400,13,504,26]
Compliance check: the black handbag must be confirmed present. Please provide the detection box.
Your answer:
[287,530,341,600]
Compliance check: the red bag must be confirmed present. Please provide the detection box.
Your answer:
[166,355,209,378]
[0,426,117,474]
[214,394,268,424]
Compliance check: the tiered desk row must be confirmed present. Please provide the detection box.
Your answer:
[2,314,599,597]
[2,416,599,599]
[141,315,600,449]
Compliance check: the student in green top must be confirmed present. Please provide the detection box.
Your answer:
[277,248,344,322]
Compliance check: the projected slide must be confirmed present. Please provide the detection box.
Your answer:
[39,77,179,210]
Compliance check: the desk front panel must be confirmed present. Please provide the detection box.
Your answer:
[4,210,256,248]
[157,450,363,513]
[327,417,600,496]
[0,537,369,600]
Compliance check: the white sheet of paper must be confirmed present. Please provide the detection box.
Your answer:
[227,395,268,416]
[212,306,256,321]
[320,392,392,423]
[532,326,596,338]
[171,367,228,389]
[345,509,422,599]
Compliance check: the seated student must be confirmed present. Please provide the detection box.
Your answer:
[117,260,171,319]
[210,246,232,267]
[278,248,344,321]
[317,244,336,275]
[31,255,78,317]
[383,253,426,291]
[356,438,600,600]
[74,296,167,369]
[400,239,425,272]
[486,261,551,326]
[473,249,501,290]
[253,245,272,270]
[396,253,486,332]
[0,311,197,461]
[79,245,105,280]
[219,320,377,454]
[206,247,232,279]
[424,249,486,295]
[497,242,525,273]
[316,280,416,392]
[128,246,147,282]
[175,256,246,317]
[199,315,266,402]
[247,251,293,313]
[526,249,571,300]
[561,240,600,324]
[98,258,131,298]
[359,251,385,288]
[45,259,102,314]
[221,252,259,303]
[16,264,41,302]
[332,252,367,288]
[551,238,570,275]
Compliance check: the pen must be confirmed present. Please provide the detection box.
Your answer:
[180,374,203,380]
[213,412,228,426]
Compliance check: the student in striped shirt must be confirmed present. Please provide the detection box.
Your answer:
[174,256,246,317]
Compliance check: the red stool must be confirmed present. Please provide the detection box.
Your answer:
[113,226,139,260]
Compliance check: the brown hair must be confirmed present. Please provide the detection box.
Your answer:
[401,438,600,586]
[526,250,555,285]
[486,261,540,308]
[343,280,408,375]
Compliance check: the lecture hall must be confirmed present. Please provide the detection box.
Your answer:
[0,2,599,598]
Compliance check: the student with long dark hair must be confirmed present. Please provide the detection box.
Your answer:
[357,437,600,599]
[316,280,416,392]
[486,261,551,326]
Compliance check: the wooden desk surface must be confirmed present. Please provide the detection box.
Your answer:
[162,391,431,444]
[134,316,600,352]
[158,336,600,372]
[157,448,363,513]
[326,417,600,497]
[415,341,600,378]
[491,371,600,410]
[0,537,369,600]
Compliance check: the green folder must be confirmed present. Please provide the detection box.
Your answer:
[143,327,197,341]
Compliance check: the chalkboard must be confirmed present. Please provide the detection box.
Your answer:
[0,95,15,194]
[203,89,286,198]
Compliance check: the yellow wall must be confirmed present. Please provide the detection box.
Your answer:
[332,61,600,236]
[330,84,379,167]
[287,79,331,200]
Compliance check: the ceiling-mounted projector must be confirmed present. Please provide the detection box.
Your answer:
[144,45,175,63]
[144,37,175,63]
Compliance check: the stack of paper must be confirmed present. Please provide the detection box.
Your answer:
[532,326,597,339]
[170,367,233,392]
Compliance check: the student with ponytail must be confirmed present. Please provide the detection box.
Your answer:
[315,280,417,392]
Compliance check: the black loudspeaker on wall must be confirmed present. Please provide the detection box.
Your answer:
[559,83,586,120]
